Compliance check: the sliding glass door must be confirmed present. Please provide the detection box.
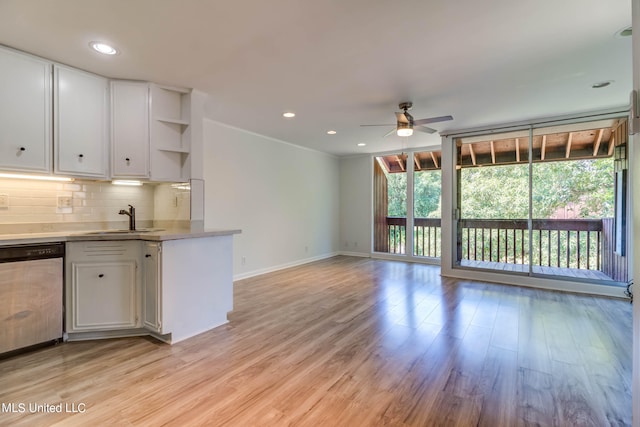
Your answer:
[454,117,629,284]
[373,154,407,254]
[373,150,442,261]
[455,129,531,272]
[413,151,441,259]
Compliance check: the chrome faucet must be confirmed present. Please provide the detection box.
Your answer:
[118,204,136,231]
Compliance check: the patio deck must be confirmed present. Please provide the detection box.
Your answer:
[460,259,613,281]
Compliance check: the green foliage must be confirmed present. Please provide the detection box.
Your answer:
[414,170,441,218]
[531,159,613,218]
[461,165,529,219]
[460,158,614,219]
[387,170,442,218]
[387,173,406,216]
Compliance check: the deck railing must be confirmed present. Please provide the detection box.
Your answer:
[385,217,605,272]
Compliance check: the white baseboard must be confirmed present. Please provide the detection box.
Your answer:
[337,251,371,258]
[233,252,340,281]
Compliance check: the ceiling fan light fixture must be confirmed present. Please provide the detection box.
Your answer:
[397,125,413,137]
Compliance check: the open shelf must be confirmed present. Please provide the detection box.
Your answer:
[155,117,190,126]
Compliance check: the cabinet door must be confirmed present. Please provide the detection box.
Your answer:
[54,65,108,178]
[0,47,51,173]
[142,242,162,333]
[69,261,138,331]
[111,81,150,178]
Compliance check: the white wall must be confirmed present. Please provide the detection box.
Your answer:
[202,119,340,279]
[339,155,372,256]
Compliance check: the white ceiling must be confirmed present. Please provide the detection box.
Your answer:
[0,0,632,156]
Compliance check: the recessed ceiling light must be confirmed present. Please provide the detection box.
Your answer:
[327,130,337,135]
[283,112,295,118]
[89,41,118,55]
[357,143,366,147]
[592,81,613,89]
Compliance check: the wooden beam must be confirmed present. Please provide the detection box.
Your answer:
[430,151,439,169]
[395,155,405,171]
[541,135,547,161]
[490,141,496,164]
[565,132,573,159]
[515,138,520,163]
[592,129,603,156]
[414,155,421,171]
[469,144,476,166]
[608,134,616,156]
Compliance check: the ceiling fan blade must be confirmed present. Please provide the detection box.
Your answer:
[360,124,395,127]
[395,112,410,124]
[413,115,453,126]
[383,127,398,137]
[414,126,437,134]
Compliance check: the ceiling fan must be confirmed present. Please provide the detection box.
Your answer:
[361,102,453,137]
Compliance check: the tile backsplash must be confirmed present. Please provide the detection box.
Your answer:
[0,178,190,233]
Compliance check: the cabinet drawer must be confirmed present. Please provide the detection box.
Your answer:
[67,241,141,261]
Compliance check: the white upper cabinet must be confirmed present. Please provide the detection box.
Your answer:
[0,46,52,173]
[54,65,109,178]
[111,81,150,178]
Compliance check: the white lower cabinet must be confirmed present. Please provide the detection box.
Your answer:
[66,241,141,333]
[142,242,162,333]
[65,235,235,343]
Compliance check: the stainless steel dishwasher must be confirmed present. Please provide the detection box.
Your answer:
[0,242,64,356]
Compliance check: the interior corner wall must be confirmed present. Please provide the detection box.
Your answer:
[202,119,340,279]
[631,0,640,423]
[339,155,372,256]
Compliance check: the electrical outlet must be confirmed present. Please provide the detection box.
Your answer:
[57,196,72,208]
[0,194,8,209]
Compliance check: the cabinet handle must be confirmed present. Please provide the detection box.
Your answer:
[19,147,26,151]
[145,254,151,258]
[78,154,84,158]
[98,273,104,278]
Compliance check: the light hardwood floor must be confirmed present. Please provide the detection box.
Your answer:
[0,256,633,426]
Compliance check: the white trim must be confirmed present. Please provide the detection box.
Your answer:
[233,252,340,281]
[443,268,628,298]
[442,106,629,138]
[203,118,338,158]
[371,252,441,266]
[338,251,371,258]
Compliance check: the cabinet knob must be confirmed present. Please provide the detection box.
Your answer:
[98,273,104,278]
[78,154,84,158]
[19,147,26,151]
[145,254,151,258]
[125,157,130,162]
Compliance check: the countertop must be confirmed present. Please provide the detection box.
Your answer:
[0,228,242,246]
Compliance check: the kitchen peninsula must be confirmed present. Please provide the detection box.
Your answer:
[0,227,240,348]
